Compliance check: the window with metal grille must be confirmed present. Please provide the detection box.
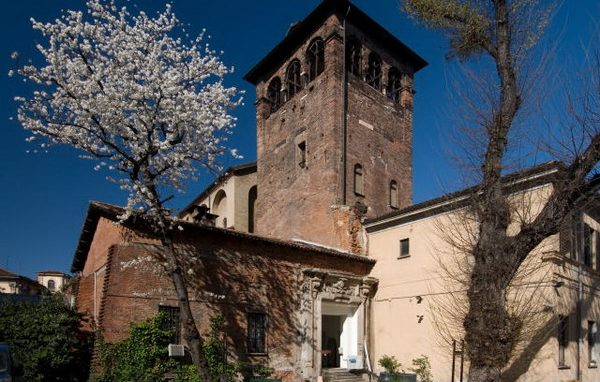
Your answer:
[399,239,409,258]
[583,223,593,267]
[558,315,569,367]
[307,38,324,82]
[266,77,282,113]
[589,321,598,367]
[387,68,402,103]
[159,305,181,344]
[286,60,302,100]
[347,38,361,76]
[366,52,382,90]
[247,313,267,354]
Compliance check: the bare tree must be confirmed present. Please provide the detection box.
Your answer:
[401,1,600,381]
[11,1,240,379]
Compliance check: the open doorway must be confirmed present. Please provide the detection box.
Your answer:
[321,302,359,370]
[322,315,342,368]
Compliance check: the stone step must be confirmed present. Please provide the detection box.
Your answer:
[322,369,365,382]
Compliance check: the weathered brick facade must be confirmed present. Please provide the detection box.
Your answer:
[246,1,425,252]
[73,202,376,381]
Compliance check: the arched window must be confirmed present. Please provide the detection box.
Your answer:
[248,186,257,233]
[347,38,361,76]
[387,68,402,103]
[354,164,364,196]
[266,77,282,113]
[366,52,382,90]
[307,38,325,82]
[389,180,398,208]
[213,189,228,228]
[47,279,56,291]
[286,59,302,99]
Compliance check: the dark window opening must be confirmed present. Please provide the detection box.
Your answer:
[399,239,410,258]
[347,38,361,76]
[159,305,181,344]
[247,313,267,354]
[558,315,569,367]
[307,38,325,82]
[354,164,364,196]
[584,223,593,267]
[589,321,598,367]
[387,68,402,103]
[266,77,282,113]
[390,180,398,209]
[286,60,302,100]
[297,141,306,168]
[47,279,56,291]
[248,186,257,234]
[366,52,382,90]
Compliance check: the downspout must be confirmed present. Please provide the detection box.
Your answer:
[577,256,583,381]
[341,6,351,205]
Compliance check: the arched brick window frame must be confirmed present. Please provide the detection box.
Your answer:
[366,52,382,90]
[306,38,325,82]
[387,68,402,103]
[266,77,282,113]
[347,37,361,76]
[286,59,302,100]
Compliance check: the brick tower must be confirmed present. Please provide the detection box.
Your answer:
[244,0,427,253]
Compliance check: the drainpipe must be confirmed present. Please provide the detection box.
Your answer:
[577,260,583,381]
[341,6,351,205]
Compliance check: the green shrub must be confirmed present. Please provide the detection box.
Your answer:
[92,312,236,382]
[91,313,200,382]
[0,295,92,382]
[409,355,433,382]
[378,355,403,374]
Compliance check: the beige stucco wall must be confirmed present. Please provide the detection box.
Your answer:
[0,280,17,293]
[367,184,600,382]
[37,274,68,292]
[186,171,257,232]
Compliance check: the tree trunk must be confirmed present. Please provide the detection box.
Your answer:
[468,366,502,382]
[464,251,521,382]
[162,235,212,382]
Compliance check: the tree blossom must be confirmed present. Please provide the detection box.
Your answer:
[14,0,240,222]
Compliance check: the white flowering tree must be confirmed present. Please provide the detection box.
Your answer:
[12,1,239,379]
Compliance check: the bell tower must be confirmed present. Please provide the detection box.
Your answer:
[244,0,427,253]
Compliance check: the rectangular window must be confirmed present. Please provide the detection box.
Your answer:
[159,305,181,344]
[247,313,267,354]
[590,321,598,367]
[559,315,569,368]
[584,224,593,267]
[596,231,600,272]
[399,239,410,258]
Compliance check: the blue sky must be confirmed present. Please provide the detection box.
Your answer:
[0,0,597,278]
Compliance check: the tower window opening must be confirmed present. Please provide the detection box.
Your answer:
[307,38,325,82]
[286,59,302,100]
[390,180,398,208]
[387,68,402,103]
[297,141,307,168]
[266,77,282,113]
[354,164,364,196]
[347,38,361,76]
[366,52,382,90]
